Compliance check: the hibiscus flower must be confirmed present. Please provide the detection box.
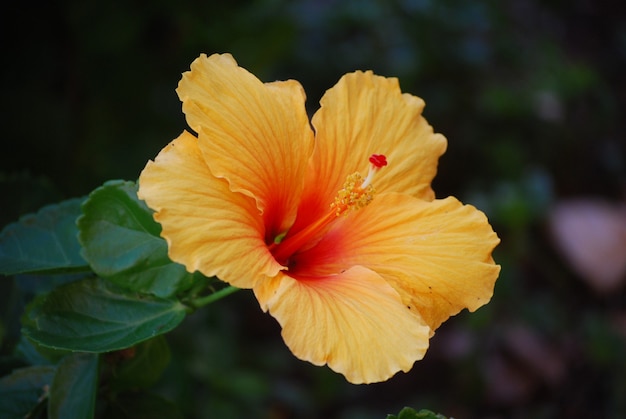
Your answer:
[138,53,500,384]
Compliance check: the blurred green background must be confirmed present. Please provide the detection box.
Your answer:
[1,0,625,418]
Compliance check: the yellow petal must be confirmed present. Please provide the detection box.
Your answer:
[297,71,447,224]
[293,193,500,331]
[177,53,315,238]
[138,131,283,289]
[254,267,431,384]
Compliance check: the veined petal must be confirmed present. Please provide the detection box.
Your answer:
[297,71,447,226]
[138,131,283,289]
[254,267,431,384]
[177,53,315,239]
[293,193,500,331]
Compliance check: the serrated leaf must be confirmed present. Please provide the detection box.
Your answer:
[108,335,171,391]
[77,180,195,298]
[0,198,88,275]
[0,365,55,419]
[48,353,99,419]
[22,277,187,353]
[14,335,70,366]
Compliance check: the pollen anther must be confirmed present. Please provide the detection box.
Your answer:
[331,172,376,216]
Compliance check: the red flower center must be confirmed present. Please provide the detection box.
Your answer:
[269,154,387,266]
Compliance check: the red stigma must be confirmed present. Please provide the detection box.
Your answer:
[369,154,388,168]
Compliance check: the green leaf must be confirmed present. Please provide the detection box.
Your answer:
[14,335,70,366]
[15,272,89,296]
[48,353,99,419]
[77,180,195,298]
[104,392,184,419]
[22,277,187,353]
[387,407,448,419]
[0,198,88,275]
[0,365,55,419]
[108,335,171,391]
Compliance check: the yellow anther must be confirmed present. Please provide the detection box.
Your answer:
[331,172,376,216]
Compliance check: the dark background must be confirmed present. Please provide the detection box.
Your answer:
[1,0,625,418]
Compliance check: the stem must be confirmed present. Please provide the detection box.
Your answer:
[190,286,240,308]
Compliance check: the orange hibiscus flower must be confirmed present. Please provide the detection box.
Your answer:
[138,53,500,384]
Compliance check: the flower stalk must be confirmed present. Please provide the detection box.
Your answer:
[189,285,240,309]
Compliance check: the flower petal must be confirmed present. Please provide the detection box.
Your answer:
[293,193,500,331]
[254,266,431,384]
[295,71,447,228]
[177,53,315,240]
[138,131,283,288]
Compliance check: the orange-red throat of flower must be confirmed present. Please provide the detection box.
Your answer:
[269,154,387,266]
